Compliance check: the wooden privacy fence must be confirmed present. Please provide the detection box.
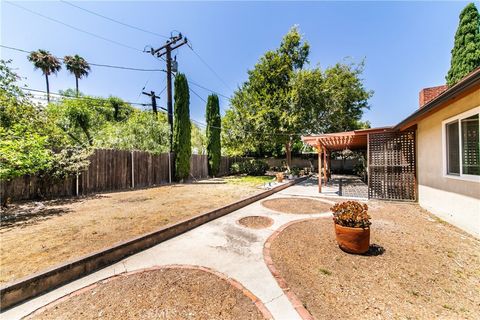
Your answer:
[1,150,246,202]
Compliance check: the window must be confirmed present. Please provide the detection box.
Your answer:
[462,114,480,175]
[446,121,460,175]
[443,108,480,180]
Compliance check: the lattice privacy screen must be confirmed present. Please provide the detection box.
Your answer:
[368,130,416,201]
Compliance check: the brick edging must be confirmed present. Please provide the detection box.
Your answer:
[24,265,274,320]
[0,176,309,311]
[263,218,317,320]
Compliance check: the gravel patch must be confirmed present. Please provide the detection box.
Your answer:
[269,201,480,319]
[238,216,274,229]
[261,197,332,214]
[29,268,266,320]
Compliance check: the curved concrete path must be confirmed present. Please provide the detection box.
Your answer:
[2,179,332,320]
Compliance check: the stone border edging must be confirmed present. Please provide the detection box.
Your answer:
[263,218,319,320]
[0,176,308,311]
[24,265,274,320]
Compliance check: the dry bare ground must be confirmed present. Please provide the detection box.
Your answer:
[0,181,261,285]
[29,268,265,320]
[261,197,333,214]
[269,201,480,319]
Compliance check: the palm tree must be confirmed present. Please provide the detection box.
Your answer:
[27,49,62,103]
[64,54,91,97]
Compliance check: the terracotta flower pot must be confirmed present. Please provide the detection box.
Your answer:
[276,173,284,182]
[334,223,370,254]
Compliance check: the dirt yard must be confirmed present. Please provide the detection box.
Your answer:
[261,197,333,214]
[29,268,266,320]
[269,201,480,320]
[0,178,264,285]
[238,216,274,229]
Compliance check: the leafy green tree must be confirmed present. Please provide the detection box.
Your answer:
[173,73,191,181]
[191,123,206,155]
[46,94,134,146]
[223,28,372,162]
[0,126,52,181]
[223,26,309,167]
[205,94,221,176]
[446,3,480,86]
[291,61,372,134]
[64,54,91,97]
[95,111,170,154]
[1,60,55,185]
[0,60,91,203]
[48,98,97,146]
[27,49,61,103]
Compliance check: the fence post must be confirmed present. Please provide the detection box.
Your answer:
[168,152,172,183]
[131,151,135,189]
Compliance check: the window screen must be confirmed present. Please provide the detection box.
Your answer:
[461,114,479,176]
[446,121,460,175]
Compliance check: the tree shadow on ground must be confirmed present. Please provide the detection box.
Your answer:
[0,207,70,230]
[0,195,106,230]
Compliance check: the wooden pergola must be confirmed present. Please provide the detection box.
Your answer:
[301,127,392,193]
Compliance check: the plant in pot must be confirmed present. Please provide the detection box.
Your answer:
[330,201,371,254]
[290,167,300,178]
[275,172,284,182]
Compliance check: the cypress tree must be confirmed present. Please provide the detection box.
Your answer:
[446,3,480,86]
[173,73,191,181]
[206,94,221,176]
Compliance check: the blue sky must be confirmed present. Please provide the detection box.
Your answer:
[0,1,471,127]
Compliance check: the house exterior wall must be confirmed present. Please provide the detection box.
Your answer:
[416,89,480,238]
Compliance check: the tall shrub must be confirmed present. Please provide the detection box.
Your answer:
[173,73,191,181]
[446,3,480,86]
[206,94,221,176]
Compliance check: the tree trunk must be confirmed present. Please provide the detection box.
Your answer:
[82,126,93,146]
[285,141,292,170]
[45,74,50,103]
[75,76,79,97]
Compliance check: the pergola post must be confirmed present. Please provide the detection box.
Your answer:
[317,141,322,193]
[328,150,332,182]
[323,147,327,186]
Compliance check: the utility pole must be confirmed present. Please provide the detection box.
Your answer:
[147,33,188,152]
[142,91,160,114]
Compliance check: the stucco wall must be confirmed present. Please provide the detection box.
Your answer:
[416,89,480,238]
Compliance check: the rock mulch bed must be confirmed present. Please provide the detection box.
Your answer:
[29,267,268,320]
[261,197,332,214]
[238,216,274,229]
[268,201,480,319]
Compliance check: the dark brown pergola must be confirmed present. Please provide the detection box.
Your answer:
[302,127,392,193]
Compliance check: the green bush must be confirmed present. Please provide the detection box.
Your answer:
[230,159,269,176]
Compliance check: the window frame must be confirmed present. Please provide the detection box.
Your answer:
[442,106,480,182]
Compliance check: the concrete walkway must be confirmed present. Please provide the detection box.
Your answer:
[2,179,333,320]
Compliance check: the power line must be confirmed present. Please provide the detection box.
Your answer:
[187,43,233,92]
[21,87,151,106]
[189,87,207,103]
[188,79,231,100]
[0,45,166,72]
[23,86,295,137]
[60,0,170,39]
[5,1,142,53]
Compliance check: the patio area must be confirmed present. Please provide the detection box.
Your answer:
[281,175,368,200]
